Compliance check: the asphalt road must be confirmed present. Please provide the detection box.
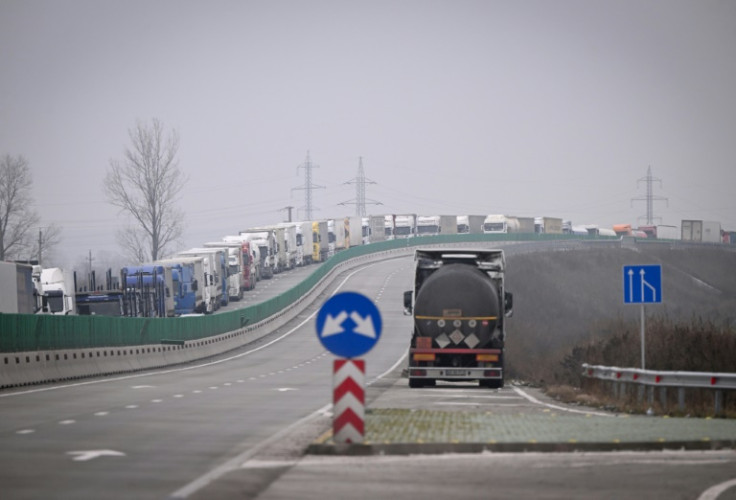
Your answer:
[3,248,735,499]
[0,257,415,499]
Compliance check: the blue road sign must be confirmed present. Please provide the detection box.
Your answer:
[316,291,383,358]
[623,265,662,304]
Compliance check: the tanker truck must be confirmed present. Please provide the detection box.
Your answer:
[403,248,513,388]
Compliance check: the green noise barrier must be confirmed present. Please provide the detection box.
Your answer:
[0,233,599,352]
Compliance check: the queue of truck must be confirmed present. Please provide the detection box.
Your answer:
[2,213,731,316]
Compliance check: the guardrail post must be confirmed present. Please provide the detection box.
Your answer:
[678,387,685,412]
[714,390,724,417]
[637,385,644,404]
[659,387,667,411]
[647,386,654,406]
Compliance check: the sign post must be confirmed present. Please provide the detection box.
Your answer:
[623,265,662,369]
[316,291,382,444]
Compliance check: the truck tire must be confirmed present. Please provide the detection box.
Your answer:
[409,378,424,388]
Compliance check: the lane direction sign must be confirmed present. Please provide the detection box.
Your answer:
[316,291,382,358]
[623,265,662,304]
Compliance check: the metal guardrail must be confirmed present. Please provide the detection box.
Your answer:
[582,363,736,415]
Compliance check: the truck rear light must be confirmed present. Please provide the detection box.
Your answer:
[476,354,499,362]
[410,369,427,377]
[483,370,501,378]
[413,353,435,362]
[416,337,432,349]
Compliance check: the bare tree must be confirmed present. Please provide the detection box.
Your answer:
[0,154,40,260]
[104,119,187,262]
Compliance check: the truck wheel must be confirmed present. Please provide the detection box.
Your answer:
[480,379,503,389]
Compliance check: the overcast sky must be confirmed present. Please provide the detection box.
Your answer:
[2,0,735,268]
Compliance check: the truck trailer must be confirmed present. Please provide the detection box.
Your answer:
[403,248,513,389]
[0,261,37,314]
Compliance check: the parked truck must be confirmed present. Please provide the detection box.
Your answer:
[177,249,225,311]
[295,221,313,266]
[416,215,441,236]
[439,215,457,235]
[403,248,513,389]
[35,267,76,315]
[239,230,277,278]
[0,261,37,314]
[312,221,329,262]
[345,216,363,248]
[204,242,245,300]
[154,257,207,314]
[362,217,371,244]
[534,217,563,234]
[483,214,520,233]
[368,215,386,243]
[394,214,416,238]
[121,265,173,317]
[682,219,721,244]
[457,215,486,234]
[222,236,259,287]
[74,269,124,316]
[276,223,299,269]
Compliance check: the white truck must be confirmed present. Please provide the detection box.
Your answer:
[345,216,363,248]
[416,215,441,236]
[276,223,299,269]
[239,230,277,278]
[35,267,76,315]
[383,215,394,240]
[204,242,245,300]
[1,261,37,314]
[294,221,314,266]
[483,214,520,234]
[362,217,371,244]
[394,214,416,238]
[534,217,563,234]
[177,248,225,311]
[440,215,457,235]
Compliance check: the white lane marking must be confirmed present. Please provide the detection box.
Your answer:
[151,399,163,403]
[16,429,35,434]
[67,450,126,462]
[170,402,332,499]
[276,388,297,392]
[125,405,138,409]
[59,420,75,425]
[94,411,109,416]
[698,478,736,500]
[512,387,612,417]
[131,385,154,389]
[172,262,407,499]
[0,261,385,399]
[173,394,184,398]
[437,402,530,407]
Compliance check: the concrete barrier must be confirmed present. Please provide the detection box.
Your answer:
[0,247,414,389]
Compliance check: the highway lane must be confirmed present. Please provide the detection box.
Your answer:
[0,256,414,500]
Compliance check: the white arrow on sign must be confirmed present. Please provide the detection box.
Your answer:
[321,311,348,337]
[350,312,376,339]
[67,450,126,462]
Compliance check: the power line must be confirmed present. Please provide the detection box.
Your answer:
[631,165,668,225]
[292,151,324,220]
[339,156,382,217]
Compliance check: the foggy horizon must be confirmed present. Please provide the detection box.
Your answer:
[2,0,734,269]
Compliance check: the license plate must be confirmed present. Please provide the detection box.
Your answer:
[445,369,467,376]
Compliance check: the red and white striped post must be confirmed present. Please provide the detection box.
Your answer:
[333,359,365,444]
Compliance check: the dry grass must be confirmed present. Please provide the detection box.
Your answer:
[504,245,736,417]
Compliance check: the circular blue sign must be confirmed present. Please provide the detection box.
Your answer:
[315,291,383,358]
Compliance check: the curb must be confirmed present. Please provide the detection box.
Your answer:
[306,439,736,456]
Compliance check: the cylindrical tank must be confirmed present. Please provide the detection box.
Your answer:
[414,263,500,347]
